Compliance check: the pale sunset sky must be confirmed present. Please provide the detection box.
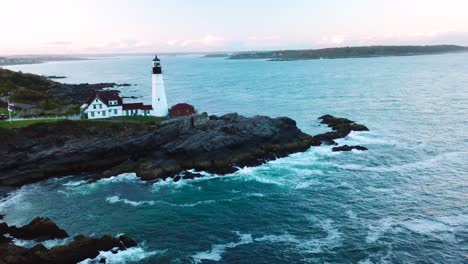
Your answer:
[1,0,468,55]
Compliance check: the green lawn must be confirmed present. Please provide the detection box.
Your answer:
[0,108,9,115]
[107,116,167,124]
[0,119,64,129]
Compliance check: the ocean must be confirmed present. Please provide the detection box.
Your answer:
[1,53,468,263]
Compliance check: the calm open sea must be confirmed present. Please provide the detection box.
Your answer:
[2,53,468,263]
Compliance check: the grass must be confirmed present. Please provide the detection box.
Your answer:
[106,116,167,124]
[0,115,166,129]
[0,108,9,115]
[0,118,64,129]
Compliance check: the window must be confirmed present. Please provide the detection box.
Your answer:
[93,105,96,109]
[103,111,106,117]
[114,109,118,114]
[95,99,98,102]
[99,104,102,109]
[91,112,95,117]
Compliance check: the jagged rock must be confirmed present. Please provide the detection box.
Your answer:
[0,218,138,264]
[7,217,69,241]
[313,115,369,145]
[0,114,313,186]
[0,114,369,187]
[117,234,137,248]
[332,145,368,152]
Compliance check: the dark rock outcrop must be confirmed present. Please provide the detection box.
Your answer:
[0,218,137,264]
[313,115,369,145]
[332,145,368,152]
[0,113,313,186]
[5,217,69,241]
[0,113,369,187]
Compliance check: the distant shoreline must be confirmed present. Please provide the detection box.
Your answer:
[225,45,468,61]
[0,56,88,66]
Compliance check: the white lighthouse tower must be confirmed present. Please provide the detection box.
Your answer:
[151,55,168,117]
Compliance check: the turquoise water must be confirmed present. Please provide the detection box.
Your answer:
[2,54,468,263]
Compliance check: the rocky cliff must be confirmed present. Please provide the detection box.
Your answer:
[0,113,368,187]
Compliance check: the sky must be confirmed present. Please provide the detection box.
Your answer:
[1,0,468,55]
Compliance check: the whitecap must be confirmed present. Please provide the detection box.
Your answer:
[437,214,468,226]
[402,219,453,234]
[106,195,229,208]
[339,131,396,146]
[294,181,317,190]
[191,232,253,263]
[0,185,37,213]
[66,173,143,195]
[98,173,142,184]
[255,218,342,254]
[106,196,155,207]
[346,210,358,221]
[330,151,467,173]
[78,246,165,264]
[62,180,88,187]
[365,217,396,244]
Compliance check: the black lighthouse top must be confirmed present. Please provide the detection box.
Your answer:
[152,55,162,74]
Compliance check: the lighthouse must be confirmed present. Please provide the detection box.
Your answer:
[151,55,168,117]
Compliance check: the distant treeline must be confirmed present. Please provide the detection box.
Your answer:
[228,45,468,61]
[0,56,86,66]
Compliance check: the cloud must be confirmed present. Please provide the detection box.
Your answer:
[167,34,226,50]
[319,35,346,45]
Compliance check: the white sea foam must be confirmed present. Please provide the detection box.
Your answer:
[331,151,467,173]
[11,237,72,249]
[365,217,396,244]
[62,180,88,187]
[255,218,342,254]
[294,180,317,190]
[346,210,358,221]
[438,214,468,226]
[0,185,36,213]
[78,246,164,264]
[64,173,143,195]
[106,196,155,206]
[151,177,189,192]
[98,173,142,184]
[191,232,253,263]
[106,195,233,208]
[339,131,396,146]
[402,219,453,234]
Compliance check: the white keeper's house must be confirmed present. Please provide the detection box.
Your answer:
[81,54,168,119]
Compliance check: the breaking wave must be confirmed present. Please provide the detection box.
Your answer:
[60,173,143,196]
[106,193,266,208]
[191,232,253,263]
[78,246,165,264]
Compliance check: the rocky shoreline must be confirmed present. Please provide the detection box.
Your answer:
[0,217,137,264]
[0,113,368,187]
[0,113,369,263]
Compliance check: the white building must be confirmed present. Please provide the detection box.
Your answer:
[81,54,168,119]
[80,92,153,120]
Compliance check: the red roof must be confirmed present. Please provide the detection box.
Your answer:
[123,103,153,110]
[171,103,195,111]
[171,103,195,118]
[84,92,123,107]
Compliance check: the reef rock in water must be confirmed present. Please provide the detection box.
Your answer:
[0,217,138,264]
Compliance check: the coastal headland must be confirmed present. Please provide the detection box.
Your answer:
[0,113,368,188]
[226,45,468,61]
